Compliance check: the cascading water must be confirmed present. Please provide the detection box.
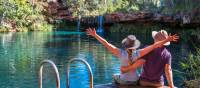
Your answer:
[97,15,103,33]
[77,15,81,32]
[0,12,6,26]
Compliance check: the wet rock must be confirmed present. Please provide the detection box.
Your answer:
[47,1,59,15]
[173,13,182,22]
[153,13,163,21]
[162,15,174,23]
[105,15,114,23]
[182,15,191,24]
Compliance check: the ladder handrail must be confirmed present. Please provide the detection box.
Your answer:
[38,60,60,88]
[66,58,93,88]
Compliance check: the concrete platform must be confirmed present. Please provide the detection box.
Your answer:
[94,83,169,88]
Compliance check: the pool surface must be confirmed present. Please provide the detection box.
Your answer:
[0,24,198,88]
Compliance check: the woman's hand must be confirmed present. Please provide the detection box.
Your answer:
[86,28,97,37]
[167,34,179,42]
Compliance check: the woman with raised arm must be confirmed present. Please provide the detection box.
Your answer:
[86,28,179,85]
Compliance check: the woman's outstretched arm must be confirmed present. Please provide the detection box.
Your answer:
[86,28,120,57]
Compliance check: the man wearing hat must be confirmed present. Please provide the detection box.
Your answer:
[121,30,177,87]
[86,28,179,85]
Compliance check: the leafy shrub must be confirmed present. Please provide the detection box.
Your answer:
[0,0,53,32]
[180,48,200,80]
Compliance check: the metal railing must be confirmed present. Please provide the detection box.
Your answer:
[38,60,60,88]
[66,58,93,88]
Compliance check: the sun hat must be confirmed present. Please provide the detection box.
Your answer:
[121,35,141,49]
[152,30,170,46]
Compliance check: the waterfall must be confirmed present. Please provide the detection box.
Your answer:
[97,15,103,33]
[0,12,6,26]
[77,15,81,32]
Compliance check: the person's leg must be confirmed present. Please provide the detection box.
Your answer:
[139,80,164,87]
[113,74,122,84]
[112,74,138,85]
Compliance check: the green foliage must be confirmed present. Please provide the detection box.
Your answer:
[66,0,129,16]
[0,0,53,32]
[0,0,198,32]
[180,48,200,80]
[65,0,199,16]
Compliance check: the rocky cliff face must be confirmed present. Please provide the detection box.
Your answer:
[42,1,74,23]
[44,1,200,28]
[104,10,200,28]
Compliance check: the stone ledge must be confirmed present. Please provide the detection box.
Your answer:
[94,83,169,88]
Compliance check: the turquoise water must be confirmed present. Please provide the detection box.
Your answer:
[0,24,198,88]
[0,31,120,88]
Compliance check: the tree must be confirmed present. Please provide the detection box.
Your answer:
[0,0,53,32]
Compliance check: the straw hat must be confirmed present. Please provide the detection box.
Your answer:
[122,35,141,49]
[152,30,170,46]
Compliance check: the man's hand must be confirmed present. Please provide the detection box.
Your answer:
[121,59,145,73]
[86,28,97,37]
[120,66,129,73]
[167,34,179,42]
[154,34,179,48]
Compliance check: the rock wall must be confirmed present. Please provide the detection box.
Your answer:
[44,1,200,28]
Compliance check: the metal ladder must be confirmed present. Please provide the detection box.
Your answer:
[66,58,93,88]
[38,58,93,88]
[38,60,61,88]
